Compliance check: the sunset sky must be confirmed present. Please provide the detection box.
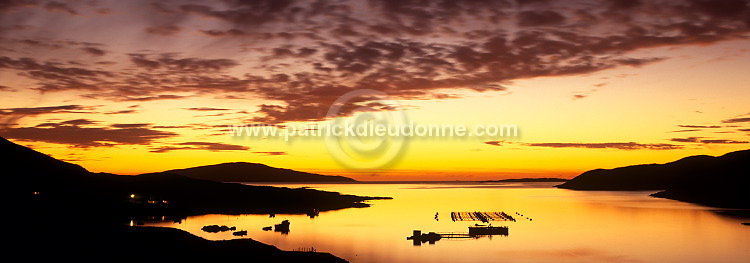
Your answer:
[1,0,749,180]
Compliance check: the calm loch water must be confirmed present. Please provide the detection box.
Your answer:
[146,182,750,263]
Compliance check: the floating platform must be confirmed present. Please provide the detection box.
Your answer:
[468,225,508,236]
[450,212,516,222]
[407,226,509,245]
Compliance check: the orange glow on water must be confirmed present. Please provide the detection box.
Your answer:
[146,183,750,263]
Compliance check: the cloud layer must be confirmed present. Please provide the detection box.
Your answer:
[1,119,177,147]
[1,0,748,125]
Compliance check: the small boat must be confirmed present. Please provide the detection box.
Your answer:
[232,230,247,236]
[274,220,290,233]
[262,226,272,231]
[307,209,320,218]
[406,230,441,242]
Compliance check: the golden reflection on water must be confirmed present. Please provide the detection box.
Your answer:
[147,183,750,263]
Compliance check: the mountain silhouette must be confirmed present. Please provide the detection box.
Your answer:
[3,136,379,215]
[557,149,750,208]
[3,136,377,261]
[165,162,357,182]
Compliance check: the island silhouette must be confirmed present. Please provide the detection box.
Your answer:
[480,178,568,183]
[164,162,357,182]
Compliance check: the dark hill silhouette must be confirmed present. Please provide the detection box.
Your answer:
[3,136,379,261]
[3,136,381,216]
[650,149,750,209]
[165,162,357,182]
[556,149,750,208]
[4,135,91,196]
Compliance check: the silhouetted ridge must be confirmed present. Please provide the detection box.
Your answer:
[1,136,377,215]
[165,162,357,182]
[2,136,378,261]
[2,137,91,194]
[556,149,750,208]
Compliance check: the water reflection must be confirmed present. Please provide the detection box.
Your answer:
[129,215,184,226]
[143,183,750,263]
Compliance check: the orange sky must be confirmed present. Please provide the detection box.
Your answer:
[1,0,749,181]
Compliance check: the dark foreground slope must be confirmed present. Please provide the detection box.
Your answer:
[3,136,381,261]
[166,162,356,182]
[23,223,346,262]
[556,149,750,208]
